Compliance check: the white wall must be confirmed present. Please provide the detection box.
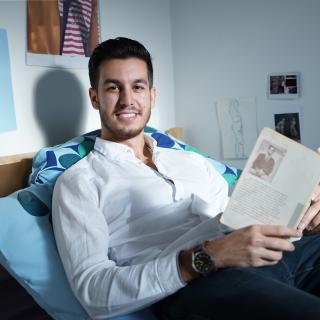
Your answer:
[0,0,175,156]
[171,0,320,169]
[2,0,319,168]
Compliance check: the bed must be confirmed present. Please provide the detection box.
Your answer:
[0,152,50,319]
[0,127,240,320]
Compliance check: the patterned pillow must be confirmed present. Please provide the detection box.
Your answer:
[18,126,240,216]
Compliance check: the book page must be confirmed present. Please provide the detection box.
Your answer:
[221,128,320,230]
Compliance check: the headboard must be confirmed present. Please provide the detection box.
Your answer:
[0,152,35,197]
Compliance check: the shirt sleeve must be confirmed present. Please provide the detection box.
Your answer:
[198,155,230,216]
[52,169,185,319]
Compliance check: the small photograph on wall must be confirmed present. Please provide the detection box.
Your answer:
[26,0,100,69]
[268,73,300,99]
[274,112,301,143]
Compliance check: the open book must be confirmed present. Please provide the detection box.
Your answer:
[221,127,320,232]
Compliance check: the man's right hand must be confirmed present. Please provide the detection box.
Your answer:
[205,224,301,269]
[179,225,301,283]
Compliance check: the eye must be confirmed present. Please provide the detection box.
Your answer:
[133,84,146,92]
[106,84,120,92]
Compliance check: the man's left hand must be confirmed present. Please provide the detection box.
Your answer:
[298,185,320,234]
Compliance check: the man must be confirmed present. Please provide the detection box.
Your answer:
[250,144,276,178]
[275,117,286,134]
[52,37,320,320]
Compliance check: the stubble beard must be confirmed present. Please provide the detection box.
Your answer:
[100,107,151,141]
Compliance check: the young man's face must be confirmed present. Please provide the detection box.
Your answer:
[89,57,156,141]
[267,146,275,156]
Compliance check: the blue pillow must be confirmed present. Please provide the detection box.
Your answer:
[0,127,240,320]
[0,192,88,320]
[0,192,157,320]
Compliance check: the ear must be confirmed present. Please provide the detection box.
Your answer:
[150,87,156,109]
[89,88,99,110]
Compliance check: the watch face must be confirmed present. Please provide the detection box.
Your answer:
[193,251,214,274]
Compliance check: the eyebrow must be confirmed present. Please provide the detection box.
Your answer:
[102,78,149,86]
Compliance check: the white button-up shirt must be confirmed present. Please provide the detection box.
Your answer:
[52,135,229,319]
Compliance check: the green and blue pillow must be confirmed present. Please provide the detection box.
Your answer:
[19,127,240,217]
[0,127,241,320]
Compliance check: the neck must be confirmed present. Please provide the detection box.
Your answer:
[123,134,146,160]
[122,134,155,167]
[101,129,152,162]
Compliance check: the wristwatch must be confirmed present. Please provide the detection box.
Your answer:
[191,241,217,276]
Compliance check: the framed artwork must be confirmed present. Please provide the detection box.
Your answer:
[274,112,301,142]
[26,0,100,68]
[268,72,300,99]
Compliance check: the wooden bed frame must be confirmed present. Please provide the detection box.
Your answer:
[0,152,34,197]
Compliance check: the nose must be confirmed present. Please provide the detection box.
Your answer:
[119,87,134,107]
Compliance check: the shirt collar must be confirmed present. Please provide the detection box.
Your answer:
[94,134,158,162]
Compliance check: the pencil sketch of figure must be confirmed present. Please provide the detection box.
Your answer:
[229,99,245,158]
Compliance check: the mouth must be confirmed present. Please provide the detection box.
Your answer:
[115,111,140,121]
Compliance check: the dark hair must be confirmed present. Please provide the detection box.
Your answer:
[88,37,153,90]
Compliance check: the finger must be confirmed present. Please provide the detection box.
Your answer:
[260,259,279,267]
[261,236,295,252]
[250,253,282,267]
[304,223,320,235]
[298,185,320,231]
[258,224,301,238]
[250,258,279,268]
[259,247,284,262]
[307,211,320,231]
[298,200,320,231]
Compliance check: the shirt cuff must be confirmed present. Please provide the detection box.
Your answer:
[176,251,187,286]
[155,252,187,294]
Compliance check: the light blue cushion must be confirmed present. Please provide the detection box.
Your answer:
[0,192,156,320]
[0,126,240,319]
[0,192,88,320]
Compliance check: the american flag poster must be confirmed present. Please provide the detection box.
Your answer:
[26,0,100,68]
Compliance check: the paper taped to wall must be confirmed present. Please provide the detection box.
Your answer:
[216,97,258,159]
[0,29,16,133]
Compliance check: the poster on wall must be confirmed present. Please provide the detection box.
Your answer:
[26,0,100,69]
[0,29,16,133]
[273,105,302,143]
[215,97,258,159]
[268,72,300,100]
